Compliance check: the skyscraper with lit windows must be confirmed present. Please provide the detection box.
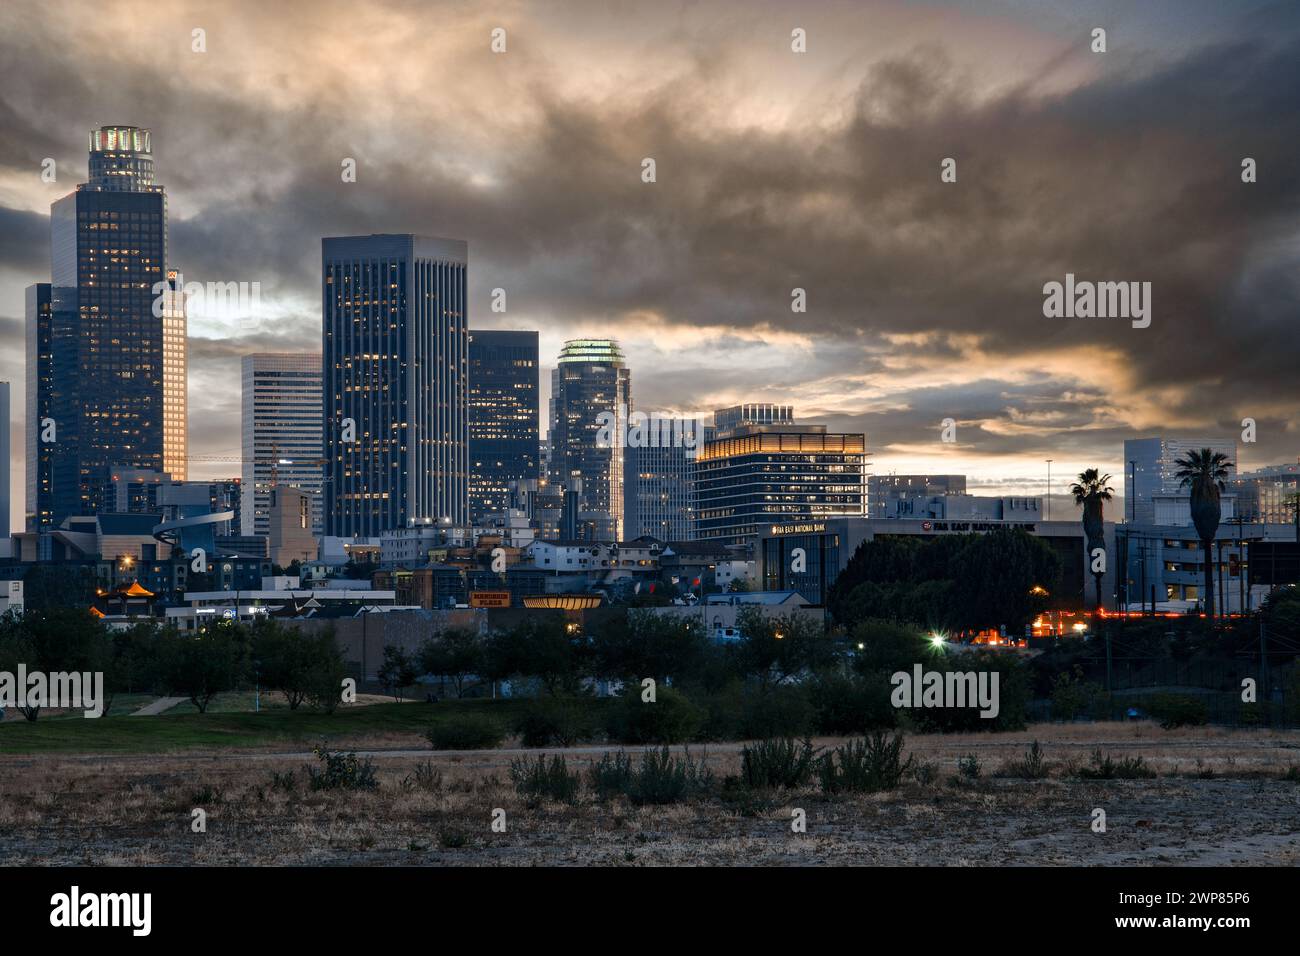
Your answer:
[695,404,867,548]
[549,339,631,540]
[33,126,169,525]
[322,234,468,537]
[468,330,539,523]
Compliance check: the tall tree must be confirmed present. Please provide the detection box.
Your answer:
[1070,469,1114,611]
[376,645,419,701]
[418,627,484,698]
[1174,448,1233,619]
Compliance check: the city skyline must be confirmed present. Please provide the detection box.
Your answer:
[3,0,1300,530]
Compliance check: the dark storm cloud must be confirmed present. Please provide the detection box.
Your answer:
[1,0,1298,487]
[0,208,48,276]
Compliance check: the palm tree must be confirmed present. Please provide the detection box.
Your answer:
[1174,448,1233,619]
[1070,469,1114,610]
[1285,490,1300,546]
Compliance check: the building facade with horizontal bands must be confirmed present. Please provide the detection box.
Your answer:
[696,406,867,548]
[322,234,468,537]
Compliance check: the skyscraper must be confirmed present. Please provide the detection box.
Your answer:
[867,474,967,517]
[24,283,53,531]
[38,126,169,525]
[322,234,468,537]
[549,339,631,540]
[468,330,539,523]
[241,353,324,537]
[160,269,188,481]
[623,414,703,541]
[696,404,868,547]
[1124,437,1238,525]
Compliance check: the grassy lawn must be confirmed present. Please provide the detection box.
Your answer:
[0,697,551,755]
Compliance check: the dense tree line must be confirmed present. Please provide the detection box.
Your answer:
[0,611,346,719]
[827,529,1062,634]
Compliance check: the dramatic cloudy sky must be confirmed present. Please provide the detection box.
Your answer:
[2,0,1299,528]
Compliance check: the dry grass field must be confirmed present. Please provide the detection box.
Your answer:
[2,721,1298,866]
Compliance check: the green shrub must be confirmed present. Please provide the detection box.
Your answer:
[190,784,223,804]
[426,712,506,750]
[739,685,814,739]
[692,682,745,742]
[1050,669,1100,721]
[739,736,819,790]
[306,746,379,791]
[956,753,982,780]
[509,754,581,804]
[1147,694,1208,730]
[400,761,443,792]
[439,828,469,848]
[1076,748,1156,779]
[809,672,896,735]
[511,697,597,747]
[906,653,1030,732]
[587,750,634,802]
[269,770,297,793]
[911,760,938,786]
[817,731,913,794]
[603,686,703,744]
[998,740,1050,779]
[586,747,713,805]
[623,747,713,805]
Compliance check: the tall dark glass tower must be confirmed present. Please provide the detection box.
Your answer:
[24,283,53,531]
[36,126,168,525]
[468,330,539,523]
[322,234,468,537]
[549,339,631,540]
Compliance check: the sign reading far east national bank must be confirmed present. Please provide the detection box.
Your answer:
[769,523,828,536]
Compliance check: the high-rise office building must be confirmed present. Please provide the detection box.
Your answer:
[1229,464,1300,525]
[322,234,468,537]
[24,282,53,531]
[161,268,188,481]
[868,474,966,517]
[549,339,631,540]
[1124,437,1238,526]
[36,126,169,525]
[241,354,324,537]
[468,330,539,523]
[623,415,703,541]
[696,404,867,547]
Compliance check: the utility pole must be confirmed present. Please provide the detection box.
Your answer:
[1128,459,1137,522]
[1045,459,1052,520]
[1216,539,1225,622]
[1260,620,1269,708]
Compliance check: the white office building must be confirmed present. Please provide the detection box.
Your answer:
[241,354,324,538]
